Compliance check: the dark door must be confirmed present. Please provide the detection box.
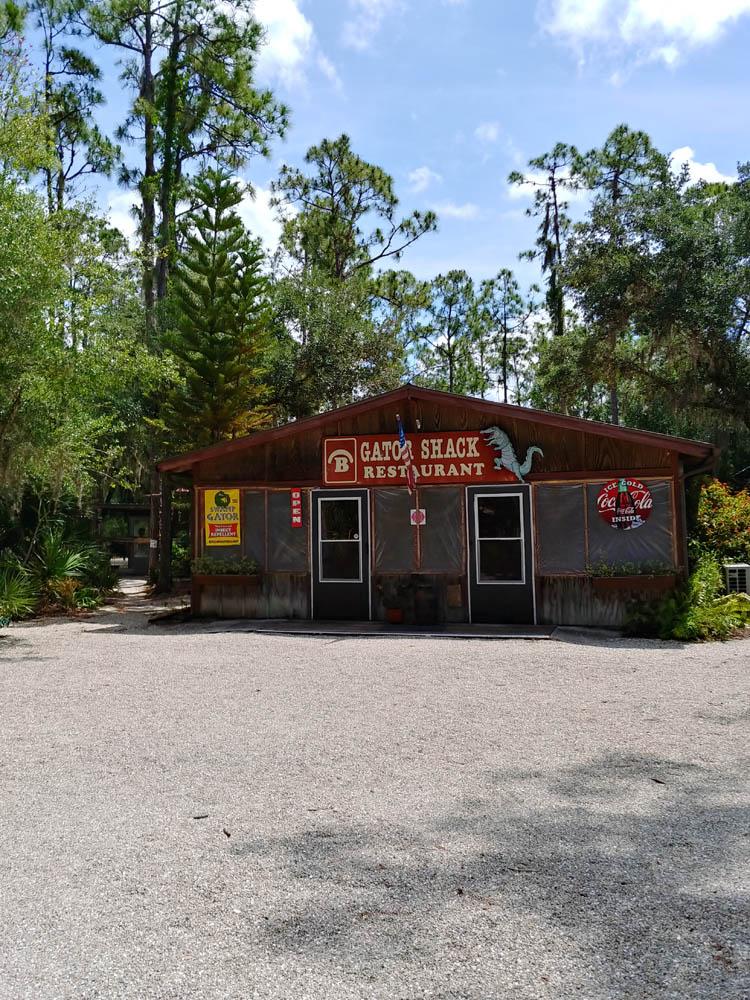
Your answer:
[312,490,371,620]
[466,486,535,624]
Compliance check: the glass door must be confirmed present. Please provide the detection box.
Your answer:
[466,486,535,624]
[312,490,371,620]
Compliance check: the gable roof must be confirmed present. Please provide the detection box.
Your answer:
[157,384,718,473]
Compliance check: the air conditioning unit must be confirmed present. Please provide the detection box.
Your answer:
[724,564,750,595]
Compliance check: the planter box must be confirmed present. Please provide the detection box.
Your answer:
[591,574,676,594]
[191,573,262,615]
[192,573,261,587]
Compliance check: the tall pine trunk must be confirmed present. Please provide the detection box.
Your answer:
[141,1,156,331]
[155,0,183,302]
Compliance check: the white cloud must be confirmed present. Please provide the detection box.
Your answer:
[342,0,400,50]
[670,146,736,185]
[254,0,341,90]
[408,166,442,193]
[431,201,480,220]
[236,185,285,253]
[540,0,750,65]
[474,121,500,144]
[316,52,343,90]
[106,190,138,243]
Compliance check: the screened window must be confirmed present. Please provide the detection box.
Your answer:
[420,488,464,572]
[475,494,524,583]
[268,491,308,572]
[535,484,586,574]
[319,498,362,581]
[586,480,674,567]
[374,490,414,572]
[243,491,266,568]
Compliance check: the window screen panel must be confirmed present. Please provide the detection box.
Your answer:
[535,484,586,574]
[268,490,308,572]
[374,489,415,572]
[419,488,463,572]
[586,480,674,567]
[242,491,266,569]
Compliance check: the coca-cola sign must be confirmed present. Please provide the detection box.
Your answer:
[597,478,653,531]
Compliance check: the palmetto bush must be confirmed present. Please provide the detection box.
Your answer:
[32,528,90,594]
[0,564,39,624]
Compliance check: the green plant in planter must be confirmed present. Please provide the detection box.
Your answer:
[587,560,674,578]
[191,556,259,576]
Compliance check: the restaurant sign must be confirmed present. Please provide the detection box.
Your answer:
[323,429,542,486]
[204,488,241,546]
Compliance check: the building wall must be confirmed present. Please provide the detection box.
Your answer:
[193,473,681,627]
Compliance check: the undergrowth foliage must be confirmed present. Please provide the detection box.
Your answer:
[626,553,750,642]
[694,481,750,564]
[0,528,118,623]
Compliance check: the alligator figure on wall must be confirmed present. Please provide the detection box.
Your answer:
[481,426,543,483]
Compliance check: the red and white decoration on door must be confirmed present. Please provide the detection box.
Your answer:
[290,489,303,528]
[409,508,426,526]
[597,478,653,530]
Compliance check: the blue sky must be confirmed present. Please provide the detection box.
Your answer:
[96,0,749,286]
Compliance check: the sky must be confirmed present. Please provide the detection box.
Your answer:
[98,0,749,286]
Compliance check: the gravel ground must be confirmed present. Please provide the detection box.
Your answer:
[0,597,748,1000]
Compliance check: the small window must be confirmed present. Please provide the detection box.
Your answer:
[475,494,524,584]
[319,498,362,581]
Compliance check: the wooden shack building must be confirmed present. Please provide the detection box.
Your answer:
[157,385,716,628]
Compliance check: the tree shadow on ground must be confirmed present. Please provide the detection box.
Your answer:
[231,753,749,998]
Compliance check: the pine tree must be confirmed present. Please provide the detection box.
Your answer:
[164,169,271,448]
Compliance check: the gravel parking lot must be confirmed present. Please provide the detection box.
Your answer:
[1,601,748,1000]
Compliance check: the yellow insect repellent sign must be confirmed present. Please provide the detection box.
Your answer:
[204,488,241,546]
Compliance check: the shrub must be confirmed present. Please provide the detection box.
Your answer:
[46,576,81,609]
[673,593,750,642]
[81,549,119,592]
[100,516,128,540]
[0,565,39,623]
[73,586,104,610]
[191,555,259,575]
[693,480,750,564]
[626,552,750,642]
[32,528,89,589]
[172,541,191,578]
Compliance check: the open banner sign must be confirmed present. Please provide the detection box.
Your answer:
[290,488,303,528]
[204,488,241,546]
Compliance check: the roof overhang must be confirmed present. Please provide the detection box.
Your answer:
[157,385,718,474]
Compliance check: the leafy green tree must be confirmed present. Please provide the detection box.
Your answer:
[509,143,578,339]
[0,0,23,38]
[414,270,477,393]
[564,126,672,424]
[475,270,537,402]
[269,135,437,415]
[82,0,288,319]
[163,169,271,447]
[273,134,437,279]
[30,0,119,211]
